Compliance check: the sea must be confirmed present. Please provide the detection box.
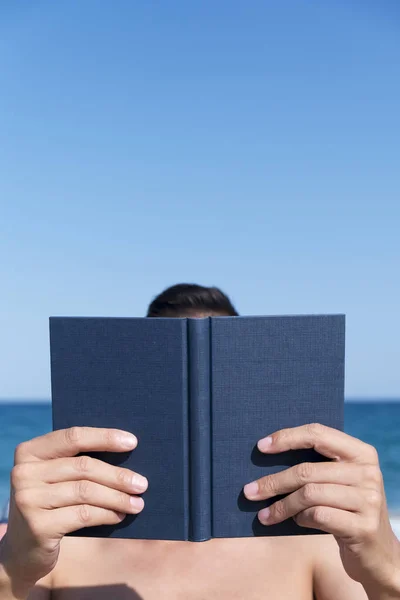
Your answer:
[1,401,399,525]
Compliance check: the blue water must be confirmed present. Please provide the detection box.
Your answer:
[0,402,399,513]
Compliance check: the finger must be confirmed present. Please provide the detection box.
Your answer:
[258,484,362,526]
[257,424,378,464]
[19,481,145,515]
[43,505,128,537]
[292,506,363,538]
[15,427,138,463]
[12,456,148,495]
[244,461,377,501]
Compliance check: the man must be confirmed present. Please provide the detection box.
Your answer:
[0,283,399,600]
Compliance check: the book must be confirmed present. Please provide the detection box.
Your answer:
[50,315,345,541]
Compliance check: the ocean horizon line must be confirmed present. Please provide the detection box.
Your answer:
[0,397,400,404]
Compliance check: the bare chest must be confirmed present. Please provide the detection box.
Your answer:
[52,537,314,600]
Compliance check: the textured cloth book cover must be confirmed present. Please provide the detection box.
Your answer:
[50,315,345,541]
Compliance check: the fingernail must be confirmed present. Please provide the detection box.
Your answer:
[243,481,259,499]
[132,474,148,492]
[258,436,273,452]
[258,507,271,524]
[130,496,144,512]
[118,433,137,449]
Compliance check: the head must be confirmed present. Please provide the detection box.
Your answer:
[146,283,238,318]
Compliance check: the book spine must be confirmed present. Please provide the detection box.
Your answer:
[187,318,211,541]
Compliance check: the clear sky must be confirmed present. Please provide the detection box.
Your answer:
[0,1,399,400]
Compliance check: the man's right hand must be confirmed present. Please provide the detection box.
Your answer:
[0,427,147,598]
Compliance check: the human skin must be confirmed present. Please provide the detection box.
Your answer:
[0,424,399,600]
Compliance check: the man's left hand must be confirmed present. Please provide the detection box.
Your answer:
[243,424,400,595]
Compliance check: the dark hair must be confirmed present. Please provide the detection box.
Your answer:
[147,283,238,318]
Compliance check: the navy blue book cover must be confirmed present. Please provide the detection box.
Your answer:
[50,315,345,541]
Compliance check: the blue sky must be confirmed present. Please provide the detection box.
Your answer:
[0,1,399,399]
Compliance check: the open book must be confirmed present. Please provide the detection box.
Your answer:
[50,315,345,541]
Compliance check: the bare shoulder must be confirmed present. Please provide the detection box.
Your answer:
[0,524,7,540]
[50,532,369,600]
[306,535,368,600]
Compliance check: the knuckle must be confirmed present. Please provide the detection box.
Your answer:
[365,444,379,464]
[272,427,293,446]
[65,427,83,447]
[307,423,325,439]
[76,504,91,525]
[14,442,29,464]
[260,476,276,496]
[365,489,382,510]
[362,516,379,540]
[268,429,285,448]
[74,455,92,474]
[75,480,91,502]
[362,465,381,485]
[28,515,47,540]
[292,511,303,526]
[14,489,32,511]
[118,491,130,509]
[104,428,115,445]
[301,483,319,503]
[11,463,28,488]
[296,462,314,484]
[116,468,131,487]
[371,468,383,487]
[311,506,329,525]
[271,501,286,521]
[276,428,289,444]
